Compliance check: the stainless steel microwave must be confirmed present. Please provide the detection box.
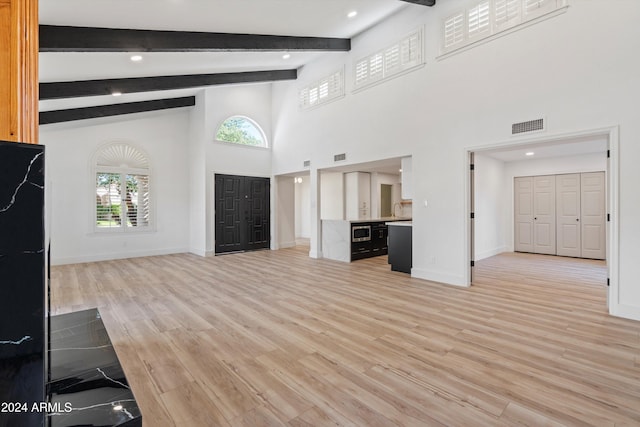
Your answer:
[352,225,371,242]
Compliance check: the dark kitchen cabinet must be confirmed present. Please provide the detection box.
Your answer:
[388,224,412,273]
[371,223,388,255]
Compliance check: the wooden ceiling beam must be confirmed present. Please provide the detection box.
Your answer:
[40,69,297,100]
[40,96,195,124]
[399,0,436,6]
[39,25,351,52]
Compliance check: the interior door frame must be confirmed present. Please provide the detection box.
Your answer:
[464,126,619,317]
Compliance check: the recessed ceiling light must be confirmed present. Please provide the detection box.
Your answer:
[347,10,358,18]
[525,152,535,156]
[130,55,143,62]
[282,53,291,60]
[112,91,122,97]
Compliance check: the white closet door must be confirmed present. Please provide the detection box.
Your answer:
[533,175,556,255]
[581,171,606,259]
[514,177,534,252]
[556,174,581,257]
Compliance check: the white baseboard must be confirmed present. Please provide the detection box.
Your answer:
[411,267,468,287]
[276,241,297,250]
[51,247,189,266]
[475,246,509,261]
[610,303,640,322]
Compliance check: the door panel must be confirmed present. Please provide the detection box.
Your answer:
[556,174,581,257]
[533,175,556,255]
[581,171,605,259]
[215,175,243,253]
[215,174,270,254]
[514,177,534,252]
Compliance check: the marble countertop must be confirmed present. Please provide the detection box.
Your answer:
[386,221,413,226]
[323,217,412,224]
[47,308,142,427]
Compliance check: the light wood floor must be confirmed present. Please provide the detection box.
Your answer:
[50,249,640,426]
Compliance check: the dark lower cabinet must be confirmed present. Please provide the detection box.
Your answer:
[388,224,412,273]
[350,221,388,261]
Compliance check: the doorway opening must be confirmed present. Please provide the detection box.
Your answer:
[465,127,618,315]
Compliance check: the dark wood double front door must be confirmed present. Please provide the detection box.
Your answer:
[214,174,270,254]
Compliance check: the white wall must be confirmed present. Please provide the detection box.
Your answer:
[295,175,310,238]
[271,1,640,319]
[474,154,507,261]
[276,176,296,248]
[42,109,191,264]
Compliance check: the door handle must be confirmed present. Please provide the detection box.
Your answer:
[534,217,537,220]
[576,218,580,221]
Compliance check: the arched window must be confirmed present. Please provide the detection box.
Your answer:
[215,116,268,147]
[94,143,151,231]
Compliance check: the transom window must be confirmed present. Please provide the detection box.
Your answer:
[94,143,151,232]
[215,116,268,148]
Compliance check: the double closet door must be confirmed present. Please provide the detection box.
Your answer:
[215,174,270,254]
[514,172,605,260]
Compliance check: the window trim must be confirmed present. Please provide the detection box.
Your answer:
[92,142,154,234]
[214,115,269,149]
[438,0,569,60]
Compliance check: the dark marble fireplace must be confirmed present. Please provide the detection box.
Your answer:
[0,140,46,427]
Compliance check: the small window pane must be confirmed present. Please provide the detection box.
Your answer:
[96,172,122,228]
[125,174,150,228]
[216,116,267,147]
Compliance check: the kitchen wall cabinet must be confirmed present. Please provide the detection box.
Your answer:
[345,172,371,220]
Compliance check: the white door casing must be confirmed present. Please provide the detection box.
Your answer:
[581,171,606,260]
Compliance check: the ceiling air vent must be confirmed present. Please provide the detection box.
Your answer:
[512,118,545,135]
[334,153,346,162]
[303,160,310,168]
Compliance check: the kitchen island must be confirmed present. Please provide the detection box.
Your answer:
[322,217,411,262]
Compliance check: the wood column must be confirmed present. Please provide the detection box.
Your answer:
[0,0,39,144]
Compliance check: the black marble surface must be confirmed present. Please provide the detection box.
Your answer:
[47,309,141,427]
[0,140,46,427]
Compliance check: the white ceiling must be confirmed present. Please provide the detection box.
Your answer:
[38,0,409,111]
[478,134,608,163]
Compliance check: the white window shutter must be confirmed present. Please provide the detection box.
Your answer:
[523,0,556,19]
[468,1,491,40]
[494,0,521,31]
[444,12,465,49]
[299,69,345,110]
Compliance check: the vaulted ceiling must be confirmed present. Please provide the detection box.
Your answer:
[39,0,435,123]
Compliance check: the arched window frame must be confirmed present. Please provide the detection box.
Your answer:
[92,142,153,233]
[214,115,269,149]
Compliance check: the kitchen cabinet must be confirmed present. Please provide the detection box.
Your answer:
[345,172,371,220]
[387,221,412,273]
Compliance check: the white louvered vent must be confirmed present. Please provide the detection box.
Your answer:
[334,153,346,162]
[299,69,344,110]
[354,28,423,91]
[303,160,310,168]
[512,118,545,135]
